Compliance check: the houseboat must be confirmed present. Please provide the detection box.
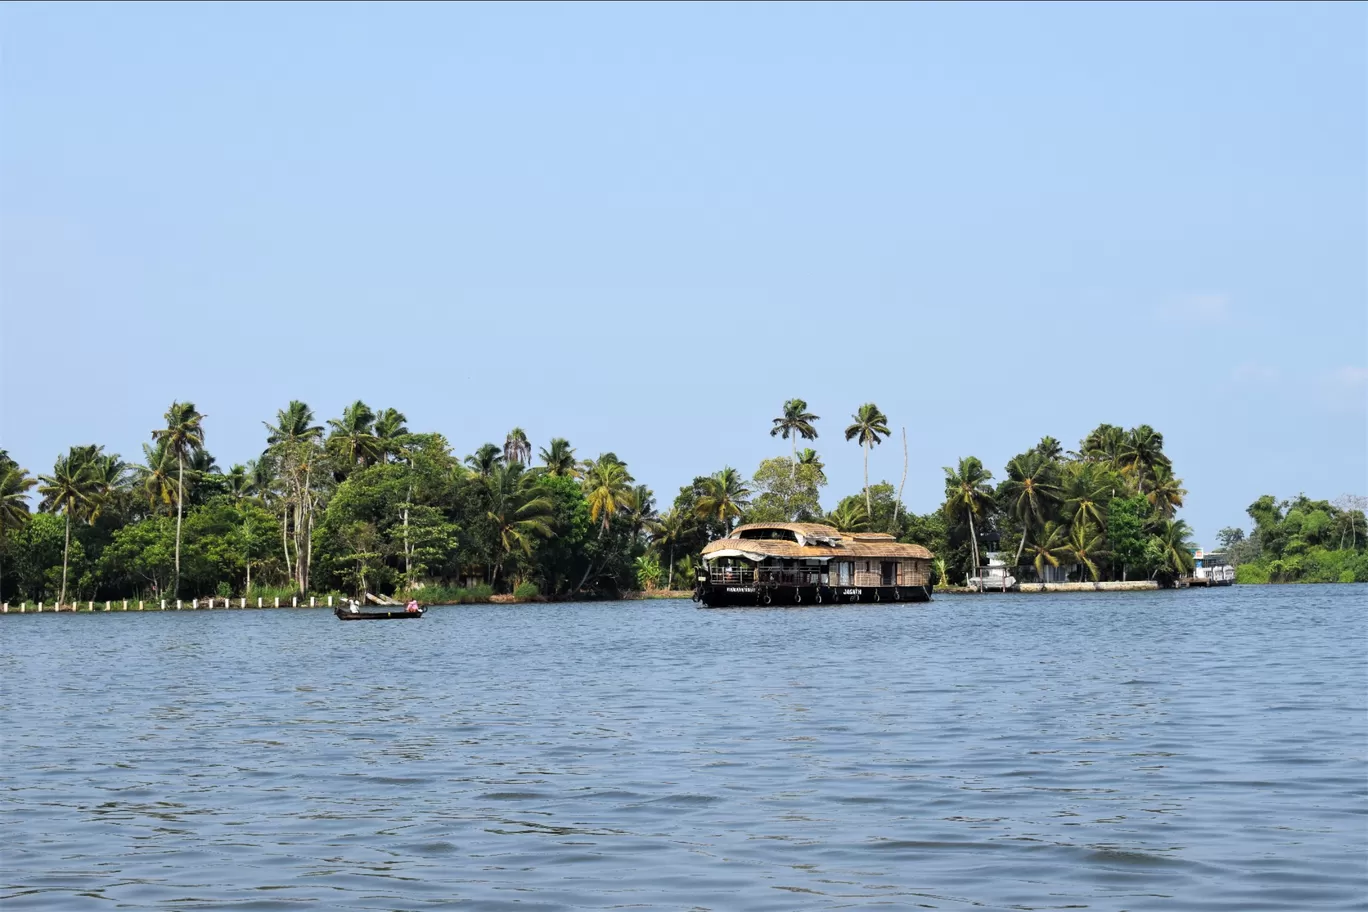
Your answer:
[696,522,934,608]
[1190,550,1235,586]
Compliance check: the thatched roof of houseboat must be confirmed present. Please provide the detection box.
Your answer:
[702,522,933,561]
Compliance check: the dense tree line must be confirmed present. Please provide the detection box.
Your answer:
[1218,494,1368,583]
[4,399,1358,604]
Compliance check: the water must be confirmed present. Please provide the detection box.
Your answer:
[2,585,1364,911]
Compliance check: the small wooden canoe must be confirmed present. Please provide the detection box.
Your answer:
[334,606,424,620]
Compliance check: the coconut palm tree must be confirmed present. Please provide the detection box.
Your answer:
[264,401,324,593]
[1080,424,1125,466]
[88,450,130,521]
[1060,521,1110,581]
[622,484,661,541]
[651,506,692,588]
[942,456,995,576]
[464,443,504,477]
[1061,463,1109,533]
[152,401,205,598]
[581,454,634,531]
[136,441,177,514]
[1023,521,1069,583]
[1146,463,1187,520]
[1000,451,1062,565]
[486,464,554,582]
[694,467,751,533]
[1118,424,1169,495]
[504,428,532,466]
[826,500,869,533]
[1034,436,1064,461]
[771,399,820,468]
[1151,518,1196,579]
[0,456,37,599]
[224,464,251,500]
[539,438,578,477]
[373,408,409,462]
[327,400,381,468]
[844,402,891,516]
[797,448,827,483]
[38,447,99,606]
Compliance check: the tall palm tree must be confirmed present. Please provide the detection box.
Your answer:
[694,467,751,533]
[771,399,820,468]
[0,456,37,600]
[581,454,634,530]
[845,402,891,516]
[38,447,99,606]
[1146,463,1186,520]
[1119,424,1169,495]
[1081,424,1125,466]
[486,464,554,582]
[327,400,380,468]
[651,506,692,588]
[827,500,869,533]
[1034,436,1064,461]
[224,464,251,500]
[1060,521,1110,582]
[464,443,504,477]
[264,401,324,593]
[796,448,827,483]
[504,428,532,466]
[1000,451,1062,565]
[539,438,578,477]
[622,484,661,541]
[89,450,130,521]
[152,401,205,598]
[942,456,995,576]
[137,441,178,514]
[373,408,409,462]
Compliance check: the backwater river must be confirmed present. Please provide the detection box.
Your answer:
[2,584,1364,910]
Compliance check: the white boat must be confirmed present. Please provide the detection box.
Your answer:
[967,554,1016,591]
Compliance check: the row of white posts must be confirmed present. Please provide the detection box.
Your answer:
[1,596,338,614]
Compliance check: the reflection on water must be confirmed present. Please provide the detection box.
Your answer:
[2,585,1364,910]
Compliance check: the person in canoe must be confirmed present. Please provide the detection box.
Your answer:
[405,599,421,613]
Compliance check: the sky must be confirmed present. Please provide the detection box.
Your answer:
[1,1,1364,549]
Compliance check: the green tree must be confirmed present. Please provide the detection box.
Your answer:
[1146,463,1186,520]
[465,443,504,477]
[38,446,99,605]
[1023,521,1068,583]
[796,448,826,482]
[1062,521,1110,581]
[749,457,824,523]
[504,428,532,466]
[694,467,751,533]
[942,456,994,576]
[1108,495,1151,580]
[1119,424,1169,495]
[327,400,381,468]
[373,408,409,462]
[826,499,869,533]
[151,401,205,597]
[770,399,820,471]
[582,454,634,531]
[999,451,1061,565]
[486,464,554,584]
[1034,436,1064,460]
[1149,518,1196,580]
[845,403,891,516]
[539,438,578,477]
[0,455,38,599]
[264,401,324,593]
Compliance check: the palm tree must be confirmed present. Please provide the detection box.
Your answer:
[622,484,661,541]
[504,427,532,466]
[942,456,995,576]
[1152,518,1196,579]
[651,507,691,588]
[373,408,409,462]
[827,500,869,533]
[1034,436,1064,461]
[464,443,504,477]
[1000,451,1062,565]
[1023,521,1068,583]
[1118,424,1168,495]
[327,400,380,468]
[581,454,634,530]
[38,447,99,606]
[771,399,820,469]
[1062,463,1109,533]
[1081,424,1125,465]
[1146,464,1186,520]
[486,464,554,582]
[89,450,130,521]
[694,467,751,533]
[0,456,37,599]
[152,401,205,598]
[224,464,251,500]
[539,438,578,477]
[136,441,178,514]
[845,403,891,516]
[1060,521,1110,581]
[264,401,324,593]
[797,448,827,483]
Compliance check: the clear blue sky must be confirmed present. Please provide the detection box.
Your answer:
[2,1,1364,548]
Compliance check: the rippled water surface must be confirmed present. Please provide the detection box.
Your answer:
[3,585,1365,910]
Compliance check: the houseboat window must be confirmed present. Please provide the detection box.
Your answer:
[737,528,799,542]
[881,562,897,585]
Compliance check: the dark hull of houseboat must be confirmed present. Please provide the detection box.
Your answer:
[694,584,932,608]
